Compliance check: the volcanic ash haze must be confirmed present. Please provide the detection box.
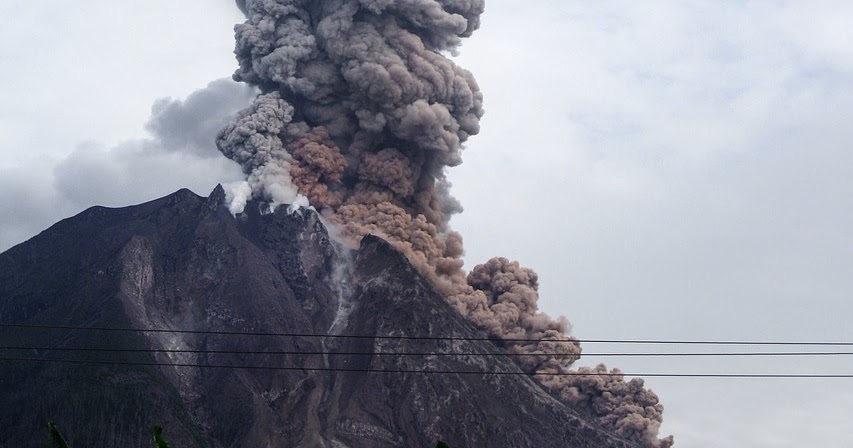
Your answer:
[217,1,673,446]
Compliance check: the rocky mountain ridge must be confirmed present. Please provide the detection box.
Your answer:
[0,187,636,447]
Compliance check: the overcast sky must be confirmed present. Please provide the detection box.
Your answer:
[2,1,853,446]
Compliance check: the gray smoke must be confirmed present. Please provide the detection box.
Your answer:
[147,79,257,157]
[0,79,252,253]
[217,1,671,446]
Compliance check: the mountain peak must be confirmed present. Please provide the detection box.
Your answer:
[0,188,638,447]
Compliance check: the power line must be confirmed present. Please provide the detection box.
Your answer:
[2,345,853,357]
[0,323,572,343]
[4,323,852,346]
[1,356,850,378]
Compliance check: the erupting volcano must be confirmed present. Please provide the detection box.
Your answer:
[0,1,672,447]
[217,1,671,446]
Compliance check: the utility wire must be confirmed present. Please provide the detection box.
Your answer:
[3,323,852,346]
[2,346,853,357]
[1,356,850,378]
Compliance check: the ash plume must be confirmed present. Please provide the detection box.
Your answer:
[217,1,671,446]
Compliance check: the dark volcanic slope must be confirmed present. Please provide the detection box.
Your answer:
[0,188,634,448]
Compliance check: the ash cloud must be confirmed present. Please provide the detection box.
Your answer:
[55,78,253,207]
[146,79,257,157]
[218,1,670,445]
[0,79,252,252]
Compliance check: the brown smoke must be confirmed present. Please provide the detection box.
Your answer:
[217,1,671,446]
[542,365,675,448]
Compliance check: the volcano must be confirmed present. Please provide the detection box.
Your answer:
[0,187,636,447]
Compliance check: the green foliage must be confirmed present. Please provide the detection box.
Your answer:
[45,420,177,447]
[152,425,173,448]
[436,442,451,448]
[46,422,70,448]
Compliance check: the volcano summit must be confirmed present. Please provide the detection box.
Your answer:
[3,187,642,447]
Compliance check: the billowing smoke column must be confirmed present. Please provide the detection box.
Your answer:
[217,1,672,446]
